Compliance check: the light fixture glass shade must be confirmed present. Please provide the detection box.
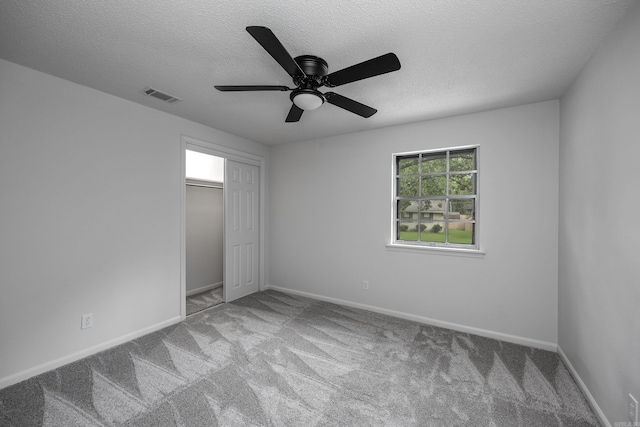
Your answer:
[293,92,323,111]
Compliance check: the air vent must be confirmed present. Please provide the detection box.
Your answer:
[141,87,182,104]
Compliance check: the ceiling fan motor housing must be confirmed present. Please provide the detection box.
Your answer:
[293,55,328,88]
[291,55,328,109]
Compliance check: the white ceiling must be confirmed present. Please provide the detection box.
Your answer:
[0,1,634,146]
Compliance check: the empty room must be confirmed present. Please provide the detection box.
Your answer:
[0,1,638,426]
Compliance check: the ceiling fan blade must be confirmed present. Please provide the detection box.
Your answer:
[325,92,377,118]
[323,53,401,87]
[215,85,291,91]
[246,26,306,78]
[285,104,304,122]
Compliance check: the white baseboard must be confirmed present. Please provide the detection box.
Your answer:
[0,316,182,390]
[186,281,222,297]
[558,346,610,427]
[265,285,557,352]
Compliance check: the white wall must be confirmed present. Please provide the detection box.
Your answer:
[186,185,223,294]
[0,58,267,386]
[559,1,640,424]
[268,100,559,347]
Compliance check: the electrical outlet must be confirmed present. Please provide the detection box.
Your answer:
[362,280,369,291]
[81,313,93,330]
[629,394,638,423]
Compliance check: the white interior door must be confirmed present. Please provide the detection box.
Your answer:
[224,160,260,303]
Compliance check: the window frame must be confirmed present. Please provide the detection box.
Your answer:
[389,145,482,255]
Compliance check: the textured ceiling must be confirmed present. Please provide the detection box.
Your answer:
[0,0,634,145]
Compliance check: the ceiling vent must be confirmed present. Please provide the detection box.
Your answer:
[141,87,182,104]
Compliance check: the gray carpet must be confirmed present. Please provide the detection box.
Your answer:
[186,287,224,316]
[0,290,598,426]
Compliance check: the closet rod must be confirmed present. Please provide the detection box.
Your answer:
[186,183,223,189]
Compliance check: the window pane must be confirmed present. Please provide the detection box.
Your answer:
[398,176,419,197]
[447,223,475,244]
[422,153,446,173]
[449,173,475,195]
[420,221,445,242]
[397,200,414,218]
[449,199,475,219]
[450,150,475,172]
[421,175,446,196]
[420,199,443,218]
[398,156,419,175]
[398,221,418,241]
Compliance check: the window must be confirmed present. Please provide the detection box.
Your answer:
[393,146,478,250]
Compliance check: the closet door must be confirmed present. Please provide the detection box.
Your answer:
[224,160,259,302]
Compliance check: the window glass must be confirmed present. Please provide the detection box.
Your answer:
[421,175,447,197]
[449,150,475,172]
[449,174,474,195]
[398,176,419,197]
[422,153,446,173]
[398,156,419,175]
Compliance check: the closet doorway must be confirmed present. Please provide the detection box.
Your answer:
[185,150,225,315]
[181,136,264,320]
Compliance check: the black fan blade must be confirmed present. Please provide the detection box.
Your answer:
[246,26,305,78]
[215,85,291,91]
[323,53,401,87]
[325,92,377,118]
[285,104,304,122]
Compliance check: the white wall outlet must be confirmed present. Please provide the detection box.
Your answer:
[362,280,369,291]
[629,394,638,423]
[81,313,93,330]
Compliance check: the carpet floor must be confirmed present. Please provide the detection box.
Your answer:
[186,287,224,316]
[0,290,598,426]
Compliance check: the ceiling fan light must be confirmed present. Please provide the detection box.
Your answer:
[293,92,324,111]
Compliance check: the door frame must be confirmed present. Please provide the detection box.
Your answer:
[179,135,265,320]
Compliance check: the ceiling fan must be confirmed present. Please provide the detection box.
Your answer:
[215,26,401,122]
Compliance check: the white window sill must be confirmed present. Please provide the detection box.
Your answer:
[386,243,485,258]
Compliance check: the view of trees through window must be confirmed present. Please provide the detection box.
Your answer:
[395,147,477,247]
